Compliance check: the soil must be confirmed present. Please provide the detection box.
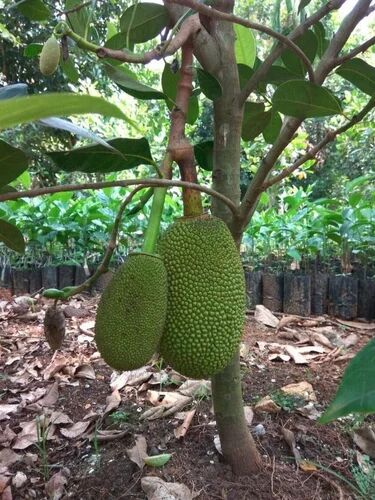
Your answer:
[1,291,375,500]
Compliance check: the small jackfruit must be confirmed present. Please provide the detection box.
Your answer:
[159,215,246,379]
[95,253,167,371]
[39,36,60,76]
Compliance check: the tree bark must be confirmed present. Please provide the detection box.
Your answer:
[210,2,262,475]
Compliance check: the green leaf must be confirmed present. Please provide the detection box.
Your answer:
[60,56,80,84]
[0,93,134,131]
[0,219,25,253]
[43,288,66,299]
[320,339,375,423]
[47,138,154,173]
[241,103,271,141]
[272,81,342,118]
[106,64,165,100]
[234,24,256,68]
[143,454,171,467]
[162,63,199,125]
[264,66,300,85]
[238,64,254,89]
[194,140,214,171]
[186,95,199,125]
[263,111,282,144]
[16,0,51,20]
[120,3,169,44]
[23,43,43,58]
[13,170,31,189]
[196,68,222,100]
[336,58,375,97]
[281,30,317,77]
[313,22,328,58]
[65,0,91,38]
[287,248,302,261]
[298,0,312,13]
[0,83,28,100]
[0,140,29,187]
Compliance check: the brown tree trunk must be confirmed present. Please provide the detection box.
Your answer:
[210,1,262,475]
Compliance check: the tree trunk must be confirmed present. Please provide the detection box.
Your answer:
[210,2,262,475]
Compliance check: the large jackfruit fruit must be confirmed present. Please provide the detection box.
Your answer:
[159,215,246,378]
[95,253,167,371]
[39,36,60,76]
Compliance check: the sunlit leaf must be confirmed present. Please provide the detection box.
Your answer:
[23,43,43,58]
[16,0,51,21]
[120,3,169,44]
[272,81,342,118]
[234,24,256,68]
[0,219,25,253]
[106,64,165,100]
[336,58,375,97]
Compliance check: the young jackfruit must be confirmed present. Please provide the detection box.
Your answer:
[95,253,167,371]
[159,215,246,379]
[39,36,60,76]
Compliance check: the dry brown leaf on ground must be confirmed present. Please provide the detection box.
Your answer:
[174,409,196,439]
[341,333,358,348]
[1,485,12,500]
[142,390,192,419]
[0,426,16,447]
[0,404,19,422]
[12,471,27,489]
[309,332,333,349]
[12,418,56,450]
[110,367,151,391]
[141,476,194,500]
[0,475,10,495]
[104,389,121,415]
[88,429,129,443]
[336,319,375,330]
[43,355,69,380]
[282,428,301,467]
[78,321,95,335]
[126,435,148,469]
[0,449,21,468]
[49,412,73,425]
[254,305,279,328]
[30,381,59,409]
[353,427,375,458]
[73,363,96,380]
[276,316,299,332]
[59,421,91,439]
[20,387,46,407]
[284,345,308,364]
[45,469,69,500]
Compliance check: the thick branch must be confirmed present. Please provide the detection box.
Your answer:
[0,178,239,216]
[263,96,375,189]
[334,36,375,66]
[167,0,316,84]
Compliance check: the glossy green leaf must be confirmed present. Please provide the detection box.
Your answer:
[196,68,222,100]
[0,83,28,100]
[143,454,171,467]
[105,32,129,50]
[234,24,256,68]
[0,219,25,253]
[313,22,329,58]
[106,64,165,100]
[194,141,214,171]
[60,56,80,84]
[238,64,254,89]
[14,170,31,189]
[264,66,300,85]
[47,138,154,173]
[120,3,169,44]
[320,338,375,423]
[281,30,317,77]
[263,111,282,144]
[272,81,342,118]
[336,58,375,97]
[65,0,91,38]
[23,43,42,58]
[16,0,51,20]
[43,288,66,299]
[162,63,199,125]
[0,140,29,187]
[242,102,271,141]
[0,93,133,131]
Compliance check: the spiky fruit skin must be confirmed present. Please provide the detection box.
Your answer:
[39,36,60,76]
[159,215,246,379]
[95,253,167,371]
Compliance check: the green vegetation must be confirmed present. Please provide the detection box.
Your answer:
[159,216,246,379]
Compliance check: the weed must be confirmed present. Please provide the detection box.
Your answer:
[270,390,306,412]
[35,416,51,481]
[193,384,211,404]
[351,455,375,499]
[109,410,130,425]
[340,413,367,435]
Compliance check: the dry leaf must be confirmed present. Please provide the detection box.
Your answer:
[37,382,59,407]
[141,476,193,500]
[254,305,279,328]
[89,430,129,443]
[353,427,375,459]
[0,405,19,421]
[12,472,27,489]
[43,356,69,381]
[213,435,222,454]
[282,428,301,467]
[281,381,317,402]
[126,435,148,469]
[45,469,69,500]
[110,367,151,391]
[1,485,12,500]
[284,345,308,364]
[13,418,55,450]
[0,450,21,468]
[20,388,47,406]
[254,396,281,413]
[342,333,358,348]
[78,320,95,335]
[60,421,91,439]
[0,476,10,495]
[0,425,16,447]
[336,319,375,330]
[49,412,73,425]
[74,364,95,380]
[174,410,196,439]
[299,460,317,472]
[104,390,121,414]
[276,315,299,331]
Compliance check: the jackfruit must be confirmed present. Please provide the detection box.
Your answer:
[95,253,167,371]
[159,215,246,378]
[39,36,60,76]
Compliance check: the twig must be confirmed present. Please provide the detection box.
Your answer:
[64,0,91,16]
[333,35,375,66]
[262,96,375,189]
[166,0,316,84]
[0,178,239,216]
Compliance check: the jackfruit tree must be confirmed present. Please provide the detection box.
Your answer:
[0,0,374,476]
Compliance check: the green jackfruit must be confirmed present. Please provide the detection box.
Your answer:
[95,253,167,371]
[39,36,60,76]
[159,215,246,379]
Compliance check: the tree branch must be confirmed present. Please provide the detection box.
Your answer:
[0,178,239,216]
[167,0,316,84]
[333,36,375,66]
[262,96,375,190]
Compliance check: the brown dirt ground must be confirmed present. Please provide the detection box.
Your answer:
[1,292,374,500]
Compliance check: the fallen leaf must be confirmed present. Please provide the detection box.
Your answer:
[49,412,73,425]
[0,450,21,468]
[276,315,299,331]
[282,427,301,467]
[342,333,358,348]
[12,471,27,489]
[353,427,375,459]
[104,390,121,415]
[144,453,171,467]
[0,476,10,495]
[255,396,281,413]
[174,410,196,439]
[88,430,129,443]
[78,320,95,335]
[254,305,279,328]
[60,421,91,439]
[110,367,151,391]
[126,435,148,469]
[269,353,291,362]
[74,364,95,380]
[45,469,69,500]
[141,476,193,500]
[281,381,317,402]
[13,418,56,450]
[43,356,69,381]
[213,434,222,454]
[20,388,47,406]
[0,405,19,421]
[37,382,59,407]
[1,485,12,500]
[0,425,16,446]
[336,319,375,330]
[284,345,308,364]
[299,460,317,472]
